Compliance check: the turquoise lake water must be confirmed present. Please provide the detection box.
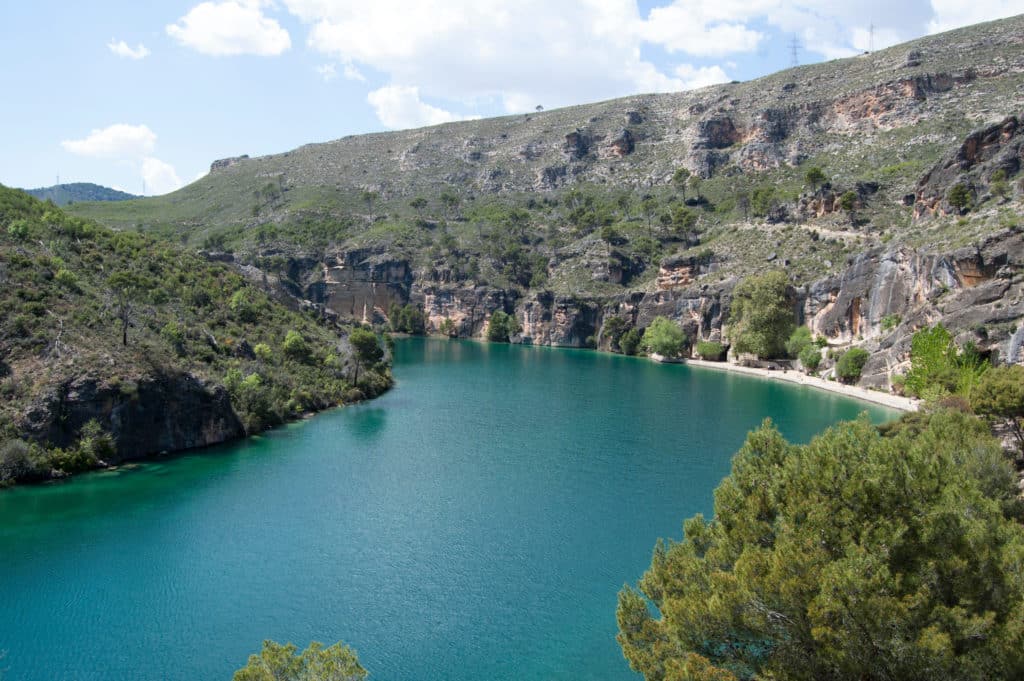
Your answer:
[0,339,896,680]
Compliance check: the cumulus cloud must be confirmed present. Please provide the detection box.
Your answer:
[61,124,157,158]
[286,0,693,116]
[107,40,150,60]
[61,124,182,196]
[281,0,963,126]
[928,0,1024,33]
[167,1,291,56]
[673,64,732,90]
[142,157,183,195]
[367,85,467,130]
[641,3,765,57]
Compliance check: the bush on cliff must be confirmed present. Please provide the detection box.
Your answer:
[835,346,869,383]
[486,311,519,343]
[695,340,725,361]
[641,317,687,358]
[972,364,1024,454]
[619,328,643,356]
[904,324,989,401]
[729,271,795,360]
[798,344,821,372]
[784,326,813,359]
[618,411,1024,681]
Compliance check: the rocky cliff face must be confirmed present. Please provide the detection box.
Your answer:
[269,223,1021,391]
[21,373,245,464]
[802,230,1024,384]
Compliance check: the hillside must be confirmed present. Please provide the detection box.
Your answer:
[25,182,138,206]
[0,185,391,486]
[67,15,1024,387]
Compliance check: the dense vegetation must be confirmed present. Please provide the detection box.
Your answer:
[0,185,391,486]
[234,640,366,681]
[727,271,795,360]
[618,409,1024,681]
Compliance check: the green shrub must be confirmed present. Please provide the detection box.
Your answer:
[7,219,31,240]
[160,321,186,351]
[601,316,630,351]
[388,303,426,335]
[78,419,116,463]
[798,344,821,372]
[729,271,795,359]
[55,268,81,292]
[486,311,519,343]
[641,317,687,357]
[785,326,813,359]
[619,328,642,356]
[282,330,311,363]
[881,314,901,332]
[229,289,259,323]
[695,340,725,361]
[253,343,272,362]
[948,183,972,212]
[0,439,33,483]
[836,347,869,383]
[438,318,457,337]
[804,166,827,190]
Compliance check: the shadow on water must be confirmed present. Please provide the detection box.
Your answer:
[345,407,389,441]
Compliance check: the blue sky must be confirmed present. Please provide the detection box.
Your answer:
[2,0,1022,195]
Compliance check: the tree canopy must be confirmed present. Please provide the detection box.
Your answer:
[617,411,1024,681]
[233,640,366,681]
[486,310,520,342]
[728,271,795,359]
[972,364,1024,453]
[642,317,687,357]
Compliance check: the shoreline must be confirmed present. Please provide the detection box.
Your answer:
[678,358,918,412]
[441,336,918,412]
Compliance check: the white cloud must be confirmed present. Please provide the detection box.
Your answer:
[316,63,337,81]
[928,0,1024,33]
[286,0,691,116]
[281,0,963,126]
[107,39,150,60]
[61,124,157,158]
[61,123,182,196]
[167,1,291,56]
[673,64,732,90]
[641,4,765,57]
[367,85,466,130]
[142,157,183,195]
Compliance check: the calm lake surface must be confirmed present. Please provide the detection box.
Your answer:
[0,339,896,680]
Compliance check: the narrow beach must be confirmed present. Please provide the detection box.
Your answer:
[682,358,918,412]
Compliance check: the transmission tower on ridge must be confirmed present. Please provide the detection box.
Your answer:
[789,35,802,67]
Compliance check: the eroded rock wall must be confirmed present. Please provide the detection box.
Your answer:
[22,373,244,464]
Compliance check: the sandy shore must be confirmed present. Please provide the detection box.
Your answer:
[680,358,918,412]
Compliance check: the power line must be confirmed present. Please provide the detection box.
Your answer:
[789,35,802,67]
[869,22,875,52]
